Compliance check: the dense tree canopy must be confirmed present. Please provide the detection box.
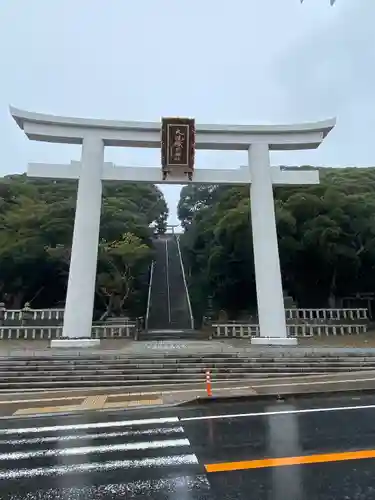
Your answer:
[178,168,375,322]
[0,175,168,318]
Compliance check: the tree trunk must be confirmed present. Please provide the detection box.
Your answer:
[9,291,25,309]
[328,268,337,308]
[99,294,114,321]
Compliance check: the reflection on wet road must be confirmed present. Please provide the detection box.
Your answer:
[183,394,375,499]
[2,394,375,498]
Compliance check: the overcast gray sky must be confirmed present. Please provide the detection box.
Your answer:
[0,0,373,225]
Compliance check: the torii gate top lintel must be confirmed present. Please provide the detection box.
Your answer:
[10,106,336,151]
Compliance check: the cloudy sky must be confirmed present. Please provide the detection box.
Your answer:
[0,0,373,225]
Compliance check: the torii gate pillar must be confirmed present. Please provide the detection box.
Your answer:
[249,143,289,345]
[10,107,335,346]
[63,136,104,342]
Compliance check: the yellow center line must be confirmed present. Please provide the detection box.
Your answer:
[204,449,375,473]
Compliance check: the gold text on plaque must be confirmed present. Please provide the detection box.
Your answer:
[170,128,185,162]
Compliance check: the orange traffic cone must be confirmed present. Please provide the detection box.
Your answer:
[205,370,212,397]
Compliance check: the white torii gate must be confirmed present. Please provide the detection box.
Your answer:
[10,107,335,347]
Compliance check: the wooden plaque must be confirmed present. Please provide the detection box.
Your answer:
[161,117,195,174]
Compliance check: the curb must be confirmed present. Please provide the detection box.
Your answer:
[177,386,375,407]
[0,402,177,421]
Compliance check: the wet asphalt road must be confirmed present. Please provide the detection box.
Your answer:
[2,394,375,498]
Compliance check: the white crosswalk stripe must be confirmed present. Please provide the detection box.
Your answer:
[0,416,180,435]
[0,438,192,461]
[0,425,185,446]
[2,454,199,479]
[0,415,213,499]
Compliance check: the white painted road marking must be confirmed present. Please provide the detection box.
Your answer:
[0,416,179,435]
[0,426,185,445]
[0,438,190,460]
[181,404,375,422]
[0,418,203,482]
[18,476,212,497]
[0,454,199,479]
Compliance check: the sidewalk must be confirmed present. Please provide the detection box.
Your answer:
[1,370,375,418]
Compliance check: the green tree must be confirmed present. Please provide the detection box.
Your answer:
[96,233,152,319]
[0,174,167,317]
[179,167,375,321]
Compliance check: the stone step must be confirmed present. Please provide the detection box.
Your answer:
[0,372,343,393]
[0,373,330,390]
[0,357,312,365]
[2,358,375,369]
[2,362,375,374]
[3,352,375,361]
[0,370,332,381]
[0,355,248,363]
[2,364,374,377]
[3,353,375,364]
[0,365,372,376]
[0,366,370,383]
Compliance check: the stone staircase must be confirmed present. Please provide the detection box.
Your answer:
[144,234,194,340]
[146,238,169,330]
[1,352,375,391]
[168,236,192,330]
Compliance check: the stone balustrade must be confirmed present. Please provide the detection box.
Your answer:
[212,323,367,338]
[91,324,136,338]
[2,309,65,325]
[285,308,368,321]
[212,308,369,338]
[0,324,136,340]
[0,308,140,340]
